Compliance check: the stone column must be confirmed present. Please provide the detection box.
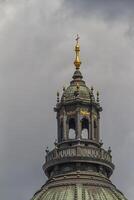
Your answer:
[88,116,90,140]
[91,117,94,140]
[76,108,81,139]
[89,109,93,140]
[57,113,61,143]
[66,118,69,140]
[63,110,67,140]
[97,115,100,143]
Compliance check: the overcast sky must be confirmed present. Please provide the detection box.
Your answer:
[1,0,134,200]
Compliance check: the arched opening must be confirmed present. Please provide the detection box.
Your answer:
[94,120,97,139]
[68,118,76,139]
[81,118,89,139]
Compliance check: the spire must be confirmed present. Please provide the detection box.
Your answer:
[74,34,81,70]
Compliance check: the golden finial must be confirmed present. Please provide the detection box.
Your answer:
[74,34,81,70]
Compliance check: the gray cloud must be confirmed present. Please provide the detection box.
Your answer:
[64,0,134,21]
[0,1,134,200]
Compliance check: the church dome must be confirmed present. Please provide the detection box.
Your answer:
[62,78,91,102]
[31,172,127,200]
[60,69,100,110]
[30,37,127,200]
[32,185,126,200]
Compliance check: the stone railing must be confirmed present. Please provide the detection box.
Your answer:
[45,146,112,164]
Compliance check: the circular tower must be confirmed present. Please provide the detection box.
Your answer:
[31,37,127,200]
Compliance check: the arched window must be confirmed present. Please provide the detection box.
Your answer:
[68,118,76,139]
[81,118,89,139]
[94,120,97,139]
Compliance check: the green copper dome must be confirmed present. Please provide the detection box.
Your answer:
[63,83,91,101]
[31,172,127,200]
[32,185,126,200]
[61,70,92,102]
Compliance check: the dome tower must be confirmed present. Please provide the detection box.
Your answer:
[31,37,127,200]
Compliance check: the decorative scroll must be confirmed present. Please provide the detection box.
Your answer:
[80,109,90,116]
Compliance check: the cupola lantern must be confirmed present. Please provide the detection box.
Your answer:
[31,37,128,200]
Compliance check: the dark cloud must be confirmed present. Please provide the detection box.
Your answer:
[64,0,134,21]
[0,1,134,200]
